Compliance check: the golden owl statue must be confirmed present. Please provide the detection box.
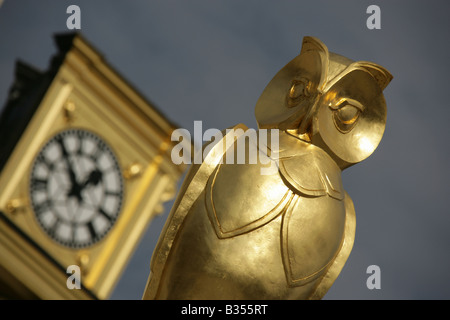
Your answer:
[143,36,392,300]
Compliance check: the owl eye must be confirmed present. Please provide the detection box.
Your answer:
[289,79,311,98]
[335,105,360,125]
[330,99,364,133]
[287,78,312,107]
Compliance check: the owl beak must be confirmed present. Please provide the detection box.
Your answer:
[297,92,322,140]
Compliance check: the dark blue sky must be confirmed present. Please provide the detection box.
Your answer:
[0,1,449,299]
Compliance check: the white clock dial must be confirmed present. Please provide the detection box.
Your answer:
[29,129,124,248]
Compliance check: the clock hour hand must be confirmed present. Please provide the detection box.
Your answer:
[80,169,103,189]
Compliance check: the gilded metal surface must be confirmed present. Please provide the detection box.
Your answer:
[143,37,392,300]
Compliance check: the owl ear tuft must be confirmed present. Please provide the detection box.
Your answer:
[300,37,330,92]
[355,61,393,91]
[300,36,329,56]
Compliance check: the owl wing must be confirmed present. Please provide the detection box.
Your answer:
[143,123,249,299]
[308,191,356,300]
[205,150,292,239]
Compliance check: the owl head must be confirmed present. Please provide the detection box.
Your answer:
[255,36,392,169]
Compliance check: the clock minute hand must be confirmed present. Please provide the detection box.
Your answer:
[57,137,82,201]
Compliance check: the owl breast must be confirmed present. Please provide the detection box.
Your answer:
[207,160,346,288]
[156,153,346,299]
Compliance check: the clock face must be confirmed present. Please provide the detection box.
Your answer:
[29,129,124,248]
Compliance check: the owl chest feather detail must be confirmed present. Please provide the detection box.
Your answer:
[205,146,346,286]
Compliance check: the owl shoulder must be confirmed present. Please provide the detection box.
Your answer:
[278,143,344,200]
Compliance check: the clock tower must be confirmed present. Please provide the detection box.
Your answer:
[0,32,186,299]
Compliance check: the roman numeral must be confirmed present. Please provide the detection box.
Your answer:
[47,218,60,237]
[56,136,69,157]
[98,208,113,222]
[31,178,47,191]
[37,153,53,169]
[86,221,97,240]
[105,190,120,197]
[33,199,52,214]
[90,143,105,161]
[70,224,77,246]
[76,137,83,155]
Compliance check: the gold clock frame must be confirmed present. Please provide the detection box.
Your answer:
[0,33,185,299]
